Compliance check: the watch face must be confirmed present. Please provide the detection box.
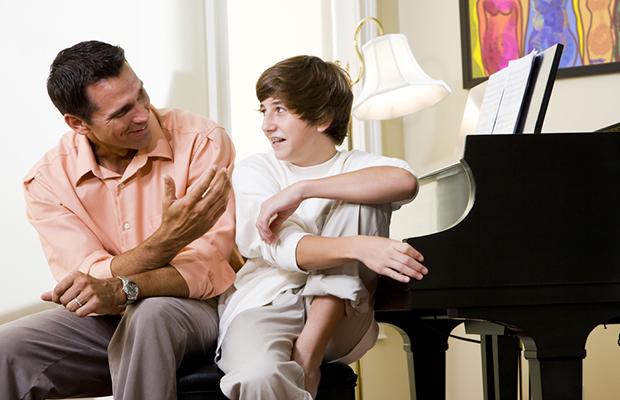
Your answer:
[120,277,139,303]
[126,281,139,301]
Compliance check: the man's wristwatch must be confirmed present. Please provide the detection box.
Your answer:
[118,276,139,306]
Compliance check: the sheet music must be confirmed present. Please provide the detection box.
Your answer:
[473,50,537,134]
[474,68,508,134]
[493,51,537,134]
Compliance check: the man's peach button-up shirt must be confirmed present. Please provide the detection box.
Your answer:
[23,107,236,299]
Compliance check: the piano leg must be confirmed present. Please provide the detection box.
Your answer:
[525,351,582,400]
[465,321,521,400]
[519,321,590,400]
[480,334,521,400]
[377,313,461,400]
[451,304,620,400]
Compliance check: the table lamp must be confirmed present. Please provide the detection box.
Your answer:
[351,17,451,121]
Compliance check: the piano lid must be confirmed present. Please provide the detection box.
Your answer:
[405,133,620,298]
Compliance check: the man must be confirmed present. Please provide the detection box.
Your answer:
[0,40,237,399]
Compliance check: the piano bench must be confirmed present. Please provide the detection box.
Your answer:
[177,355,358,400]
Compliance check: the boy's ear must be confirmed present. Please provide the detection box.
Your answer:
[317,119,332,133]
[64,114,90,136]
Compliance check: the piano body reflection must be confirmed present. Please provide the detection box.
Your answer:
[374,133,620,400]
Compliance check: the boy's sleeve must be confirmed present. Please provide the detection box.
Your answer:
[233,156,310,273]
[344,150,417,210]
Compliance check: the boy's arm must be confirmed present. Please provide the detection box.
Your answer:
[257,166,417,243]
[295,235,427,283]
[302,166,418,204]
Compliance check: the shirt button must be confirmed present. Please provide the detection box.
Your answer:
[122,222,131,230]
[118,182,125,190]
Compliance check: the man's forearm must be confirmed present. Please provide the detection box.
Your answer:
[129,266,189,300]
[110,227,183,277]
[43,265,190,317]
[107,266,190,305]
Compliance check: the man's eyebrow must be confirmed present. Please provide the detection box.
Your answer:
[107,104,132,120]
[106,82,144,120]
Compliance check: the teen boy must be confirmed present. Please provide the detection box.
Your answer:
[217,55,428,399]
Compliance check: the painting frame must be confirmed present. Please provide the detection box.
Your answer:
[459,0,620,89]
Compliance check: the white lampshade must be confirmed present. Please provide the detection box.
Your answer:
[352,33,451,120]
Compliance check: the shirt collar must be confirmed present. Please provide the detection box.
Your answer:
[124,108,173,180]
[74,107,173,186]
[74,135,101,185]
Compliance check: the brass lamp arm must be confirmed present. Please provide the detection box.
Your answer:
[352,16,385,84]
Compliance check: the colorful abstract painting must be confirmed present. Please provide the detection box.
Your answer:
[459,0,620,88]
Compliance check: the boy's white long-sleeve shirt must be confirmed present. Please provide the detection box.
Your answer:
[217,149,415,349]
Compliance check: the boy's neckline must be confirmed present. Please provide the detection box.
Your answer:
[282,150,343,171]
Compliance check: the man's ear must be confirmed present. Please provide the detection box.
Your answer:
[64,114,90,135]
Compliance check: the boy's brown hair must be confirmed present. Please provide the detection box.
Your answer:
[256,55,353,145]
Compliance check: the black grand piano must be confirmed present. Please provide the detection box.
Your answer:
[374,132,620,400]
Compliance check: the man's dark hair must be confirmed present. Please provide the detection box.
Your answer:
[47,40,127,122]
[256,55,353,145]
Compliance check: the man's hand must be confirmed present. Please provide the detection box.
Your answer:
[257,182,304,243]
[158,167,231,252]
[41,271,126,317]
[109,167,231,277]
[355,236,428,283]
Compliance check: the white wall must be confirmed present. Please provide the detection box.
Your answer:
[226,0,327,162]
[0,0,210,315]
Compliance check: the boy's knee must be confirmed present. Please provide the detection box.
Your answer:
[243,360,280,384]
[358,204,391,236]
[322,203,391,237]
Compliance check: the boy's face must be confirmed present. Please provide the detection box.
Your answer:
[259,97,332,166]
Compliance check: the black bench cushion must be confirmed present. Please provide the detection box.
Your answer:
[177,354,357,400]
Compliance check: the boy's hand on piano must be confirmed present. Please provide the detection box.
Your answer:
[356,236,427,283]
